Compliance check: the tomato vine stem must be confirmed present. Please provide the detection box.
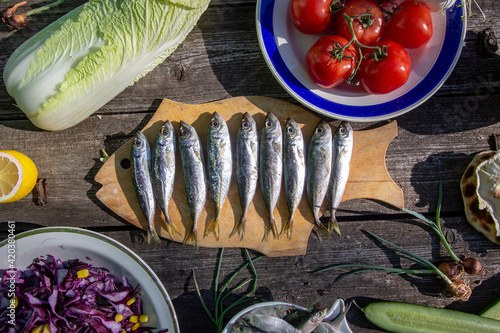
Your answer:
[337,12,387,85]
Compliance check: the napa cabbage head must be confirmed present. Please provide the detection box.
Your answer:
[3,0,210,131]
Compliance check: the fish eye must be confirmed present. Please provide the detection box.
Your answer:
[315,127,323,134]
[241,121,249,129]
[339,126,347,134]
[133,139,141,147]
[265,120,272,127]
[211,120,219,128]
[161,127,169,135]
[286,126,294,134]
[180,127,188,136]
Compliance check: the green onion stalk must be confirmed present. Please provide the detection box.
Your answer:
[194,248,264,333]
[403,180,483,276]
[314,229,472,301]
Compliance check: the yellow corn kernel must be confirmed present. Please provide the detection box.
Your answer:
[31,325,44,333]
[131,322,141,330]
[115,313,123,322]
[42,324,51,333]
[129,315,139,323]
[126,297,136,306]
[77,269,89,279]
[139,314,149,323]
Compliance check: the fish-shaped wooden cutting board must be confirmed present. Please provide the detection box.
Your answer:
[95,96,403,257]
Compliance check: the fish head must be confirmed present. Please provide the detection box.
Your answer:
[179,121,197,146]
[156,120,175,146]
[132,131,150,158]
[240,112,256,131]
[284,117,302,140]
[312,120,332,142]
[337,122,353,139]
[208,111,228,138]
[335,121,353,149]
[263,112,281,136]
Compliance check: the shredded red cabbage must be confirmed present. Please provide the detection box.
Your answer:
[0,255,169,333]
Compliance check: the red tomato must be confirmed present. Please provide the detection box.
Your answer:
[357,40,411,94]
[290,0,332,35]
[305,36,359,88]
[383,1,433,49]
[333,0,384,45]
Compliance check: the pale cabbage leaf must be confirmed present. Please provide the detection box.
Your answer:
[3,0,210,131]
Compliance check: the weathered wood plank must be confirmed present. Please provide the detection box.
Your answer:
[0,0,499,332]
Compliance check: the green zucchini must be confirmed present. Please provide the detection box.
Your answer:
[480,297,500,320]
[363,301,500,333]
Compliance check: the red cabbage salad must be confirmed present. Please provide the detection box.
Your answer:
[0,255,169,333]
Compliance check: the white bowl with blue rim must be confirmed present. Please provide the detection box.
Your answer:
[256,0,466,122]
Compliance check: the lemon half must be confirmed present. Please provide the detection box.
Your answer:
[0,150,38,203]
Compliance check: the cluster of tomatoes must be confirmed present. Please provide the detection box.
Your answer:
[290,0,434,94]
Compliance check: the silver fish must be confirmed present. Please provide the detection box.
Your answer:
[314,301,351,333]
[231,323,266,333]
[152,120,181,239]
[231,112,259,240]
[306,120,332,237]
[250,304,297,318]
[326,121,353,236]
[205,111,232,240]
[178,121,207,246]
[241,313,300,333]
[295,307,328,333]
[259,112,282,240]
[282,117,305,240]
[313,322,337,333]
[131,131,160,244]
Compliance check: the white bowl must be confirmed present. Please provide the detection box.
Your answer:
[256,0,466,121]
[0,226,179,332]
[222,298,352,333]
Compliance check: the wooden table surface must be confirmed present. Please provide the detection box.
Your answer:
[1,0,500,332]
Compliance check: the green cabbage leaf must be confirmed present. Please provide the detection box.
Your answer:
[3,0,210,131]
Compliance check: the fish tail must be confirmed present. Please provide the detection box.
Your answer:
[263,215,279,241]
[203,214,220,240]
[313,216,332,240]
[161,213,181,239]
[280,215,294,240]
[328,214,341,237]
[230,213,246,240]
[147,225,161,245]
[183,227,198,247]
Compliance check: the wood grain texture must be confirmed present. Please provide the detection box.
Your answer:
[95,97,403,256]
[0,0,499,332]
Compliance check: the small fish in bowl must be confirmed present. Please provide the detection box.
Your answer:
[223,298,352,333]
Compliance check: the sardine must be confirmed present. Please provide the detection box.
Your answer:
[231,112,259,240]
[241,313,301,333]
[282,117,305,239]
[131,131,160,244]
[178,121,207,246]
[205,111,232,240]
[231,323,267,333]
[152,120,181,239]
[313,322,337,333]
[250,304,297,318]
[306,120,332,237]
[259,112,282,240]
[326,121,353,236]
[295,307,328,333]
[314,301,351,333]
